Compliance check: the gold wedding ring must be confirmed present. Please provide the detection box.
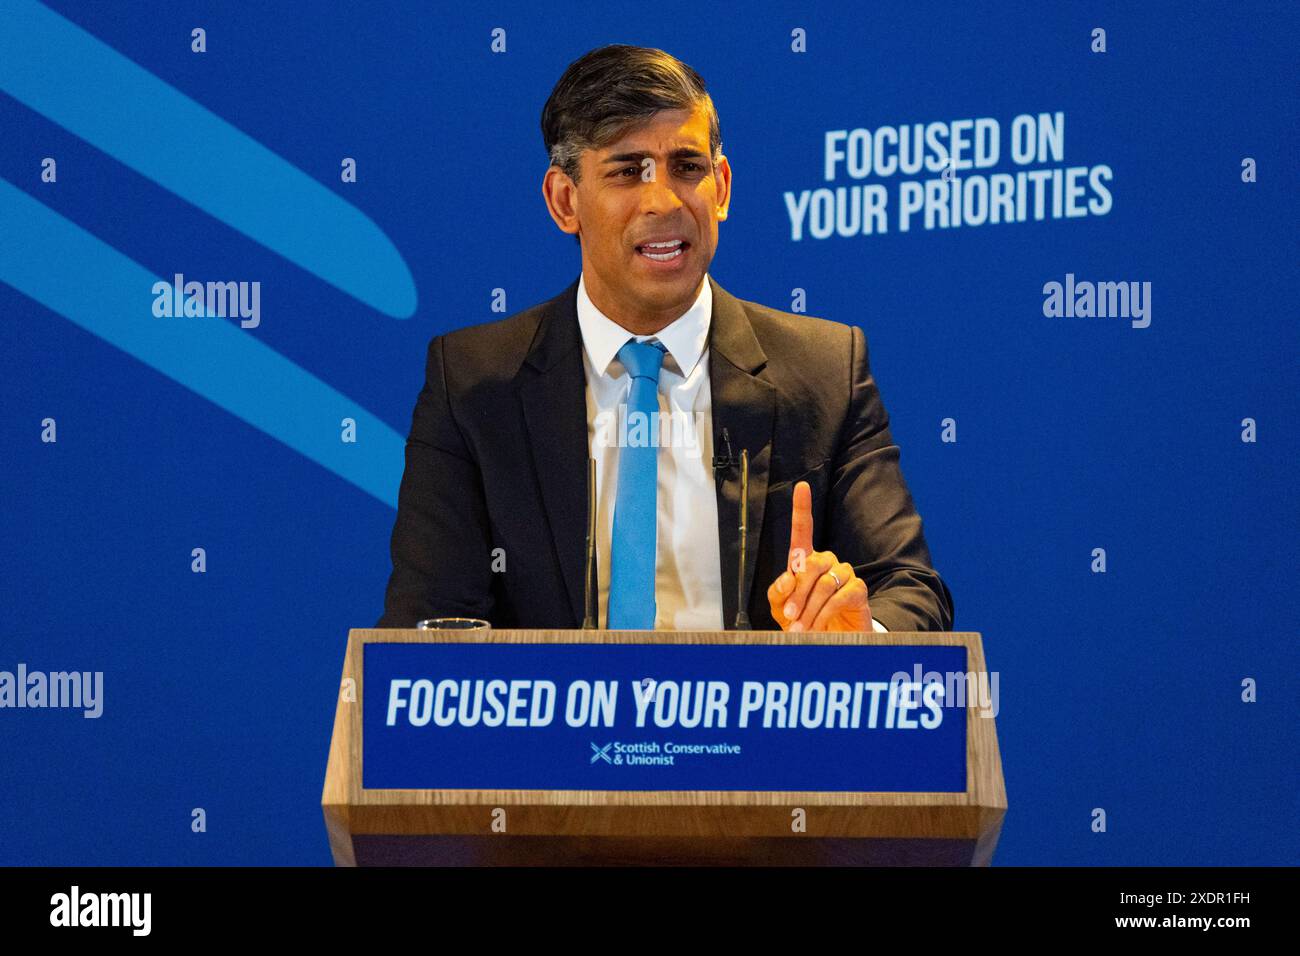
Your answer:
[828,569,843,590]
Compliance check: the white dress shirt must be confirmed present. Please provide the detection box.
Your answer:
[576,272,887,633]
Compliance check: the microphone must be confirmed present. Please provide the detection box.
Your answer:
[733,448,751,630]
[713,426,738,473]
[582,457,599,629]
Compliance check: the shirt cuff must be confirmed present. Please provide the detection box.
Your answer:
[871,617,888,633]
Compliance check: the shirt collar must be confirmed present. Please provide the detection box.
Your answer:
[576,272,712,379]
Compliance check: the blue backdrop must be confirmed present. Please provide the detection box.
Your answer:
[1,0,1295,865]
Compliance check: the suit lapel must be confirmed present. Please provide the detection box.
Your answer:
[707,276,776,629]
[518,277,589,625]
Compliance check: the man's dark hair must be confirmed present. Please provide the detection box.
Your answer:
[541,44,722,185]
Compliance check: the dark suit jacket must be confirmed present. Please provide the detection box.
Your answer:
[376,274,953,632]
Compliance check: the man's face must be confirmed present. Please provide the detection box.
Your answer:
[543,103,731,331]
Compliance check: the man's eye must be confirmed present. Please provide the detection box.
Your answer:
[616,163,703,178]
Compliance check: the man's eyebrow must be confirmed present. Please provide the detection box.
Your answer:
[601,147,709,164]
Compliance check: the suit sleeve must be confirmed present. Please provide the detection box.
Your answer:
[825,324,954,632]
[375,335,496,627]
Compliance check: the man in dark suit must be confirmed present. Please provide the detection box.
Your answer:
[377,44,953,633]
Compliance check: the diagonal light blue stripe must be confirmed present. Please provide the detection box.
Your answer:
[0,0,416,319]
[0,178,403,508]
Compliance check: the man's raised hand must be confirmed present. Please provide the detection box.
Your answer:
[765,481,872,632]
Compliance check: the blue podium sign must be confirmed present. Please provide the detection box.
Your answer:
[363,642,968,792]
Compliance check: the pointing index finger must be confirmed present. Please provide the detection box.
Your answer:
[788,480,813,570]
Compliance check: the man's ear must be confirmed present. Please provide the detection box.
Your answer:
[714,153,732,222]
[542,165,581,238]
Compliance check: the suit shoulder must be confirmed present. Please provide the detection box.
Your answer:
[437,299,546,359]
[732,294,858,353]
[424,289,566,389]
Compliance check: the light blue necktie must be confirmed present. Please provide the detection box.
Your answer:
[607,339,667,629]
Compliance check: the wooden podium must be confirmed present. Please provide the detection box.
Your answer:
[322,628,1006,866]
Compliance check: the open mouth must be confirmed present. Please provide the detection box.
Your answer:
[635,239,689,262]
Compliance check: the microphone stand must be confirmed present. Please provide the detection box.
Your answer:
[733,448,751,630]
[582,457,598,630]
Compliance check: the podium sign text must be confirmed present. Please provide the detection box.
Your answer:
[363,641,967,792]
